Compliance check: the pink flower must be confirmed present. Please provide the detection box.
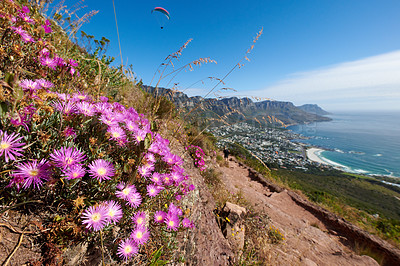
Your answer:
[0,130,25,162]
[13,159,52,190]
[131,226,150,245]
[40,56,57,69]
[117,238,138,260]
[76,102,95,116]
[104,201,123,224]
[116,183,137,201]
[182,217,195,229]
[165,214,179,231]
[88,159,115,182]
[81,205,108,231]
[132,211,146,227]
[154,211,167,223]
[62,164,85,180]
[127,192,142,208]
[146,184,160,197]
[49,147,86,169]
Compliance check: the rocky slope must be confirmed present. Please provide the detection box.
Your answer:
[175,153,400,265]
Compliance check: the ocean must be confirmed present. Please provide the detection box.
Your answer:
[288,111,400,178]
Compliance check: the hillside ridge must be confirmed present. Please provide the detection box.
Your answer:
[142,86,331,126]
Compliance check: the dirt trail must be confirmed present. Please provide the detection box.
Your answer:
[219,157,379,265]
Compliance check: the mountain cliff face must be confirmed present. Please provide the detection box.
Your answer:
[143,86,331,126]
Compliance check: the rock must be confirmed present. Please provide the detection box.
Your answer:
[62,243,88,266]
[302,257,318,266]
[223,202,246,222]
[222,202,247,252]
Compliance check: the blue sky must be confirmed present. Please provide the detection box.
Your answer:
[73,0,400,111]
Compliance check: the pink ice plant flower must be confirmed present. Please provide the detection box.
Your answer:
[127,192,142,208]
[88,159,115,182]
[11,26,25,36]
[72,92,90,101]
[146,184,160,197]
[63,127,76,138]
[162,173,173,186]
[42,19,52,33]
[117,238,138,260]
[0,130,25,162]
[19,79,40,92]
[125,120,139,132]
[18,12,35,24]
[76,102,95,116]
[62,164,85,180]
[115,183,137,201]
[182,218,195,229]
[49,146,86,169]
[150,172,163,185]
[131,226,150,245]
[21,6,30,13]
[35,78,54,89]
[107,126,126,143]
[40,56,57,69]
[99,113,119,126]
[132,211,146,227]
[13,159,52,190]
[104,201,123,224]
[138,164,153,178]
[81,205,108,231]
[165,214,180,231]
[154,211,167,223]
[19,80,40,92]
[53,100,77,115]
[168,202,183,216]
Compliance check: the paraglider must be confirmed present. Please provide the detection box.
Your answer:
[151,7,170,29]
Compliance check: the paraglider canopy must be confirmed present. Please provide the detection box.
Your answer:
[151,7,170,29]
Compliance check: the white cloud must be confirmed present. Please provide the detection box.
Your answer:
[246,50,400,111]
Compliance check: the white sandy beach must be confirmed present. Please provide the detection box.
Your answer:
[306,148,329,165]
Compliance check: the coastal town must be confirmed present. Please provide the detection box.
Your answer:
[209,122,329,171]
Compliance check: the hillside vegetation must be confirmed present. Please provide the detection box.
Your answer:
[0,1,202,264]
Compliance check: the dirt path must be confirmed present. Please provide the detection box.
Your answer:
[219,157,379,265]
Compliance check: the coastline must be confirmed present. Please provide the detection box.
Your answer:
[306,148,329,165]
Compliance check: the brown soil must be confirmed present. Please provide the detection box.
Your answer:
[219,157,380,265]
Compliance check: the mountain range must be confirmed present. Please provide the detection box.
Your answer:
[142,86,332,127]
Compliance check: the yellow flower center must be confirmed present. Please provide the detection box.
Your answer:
[112,132,120,138]
[92,213,101,222]
[77,95,86,99]
[0,142,10,150]
[124,245,132,254]
[29,169,39,176]
[108,209,115,217]
[137,217,143,224]
[150,188,155,194]
[97,167,106,176]
[168,220,175,226]
[73,172,78,178]
[122,188,130,195]
[136,231,143,239]
[66,157,73,165]
[157,216,163,221]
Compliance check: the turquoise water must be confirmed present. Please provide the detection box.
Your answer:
[288,112,400,178]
